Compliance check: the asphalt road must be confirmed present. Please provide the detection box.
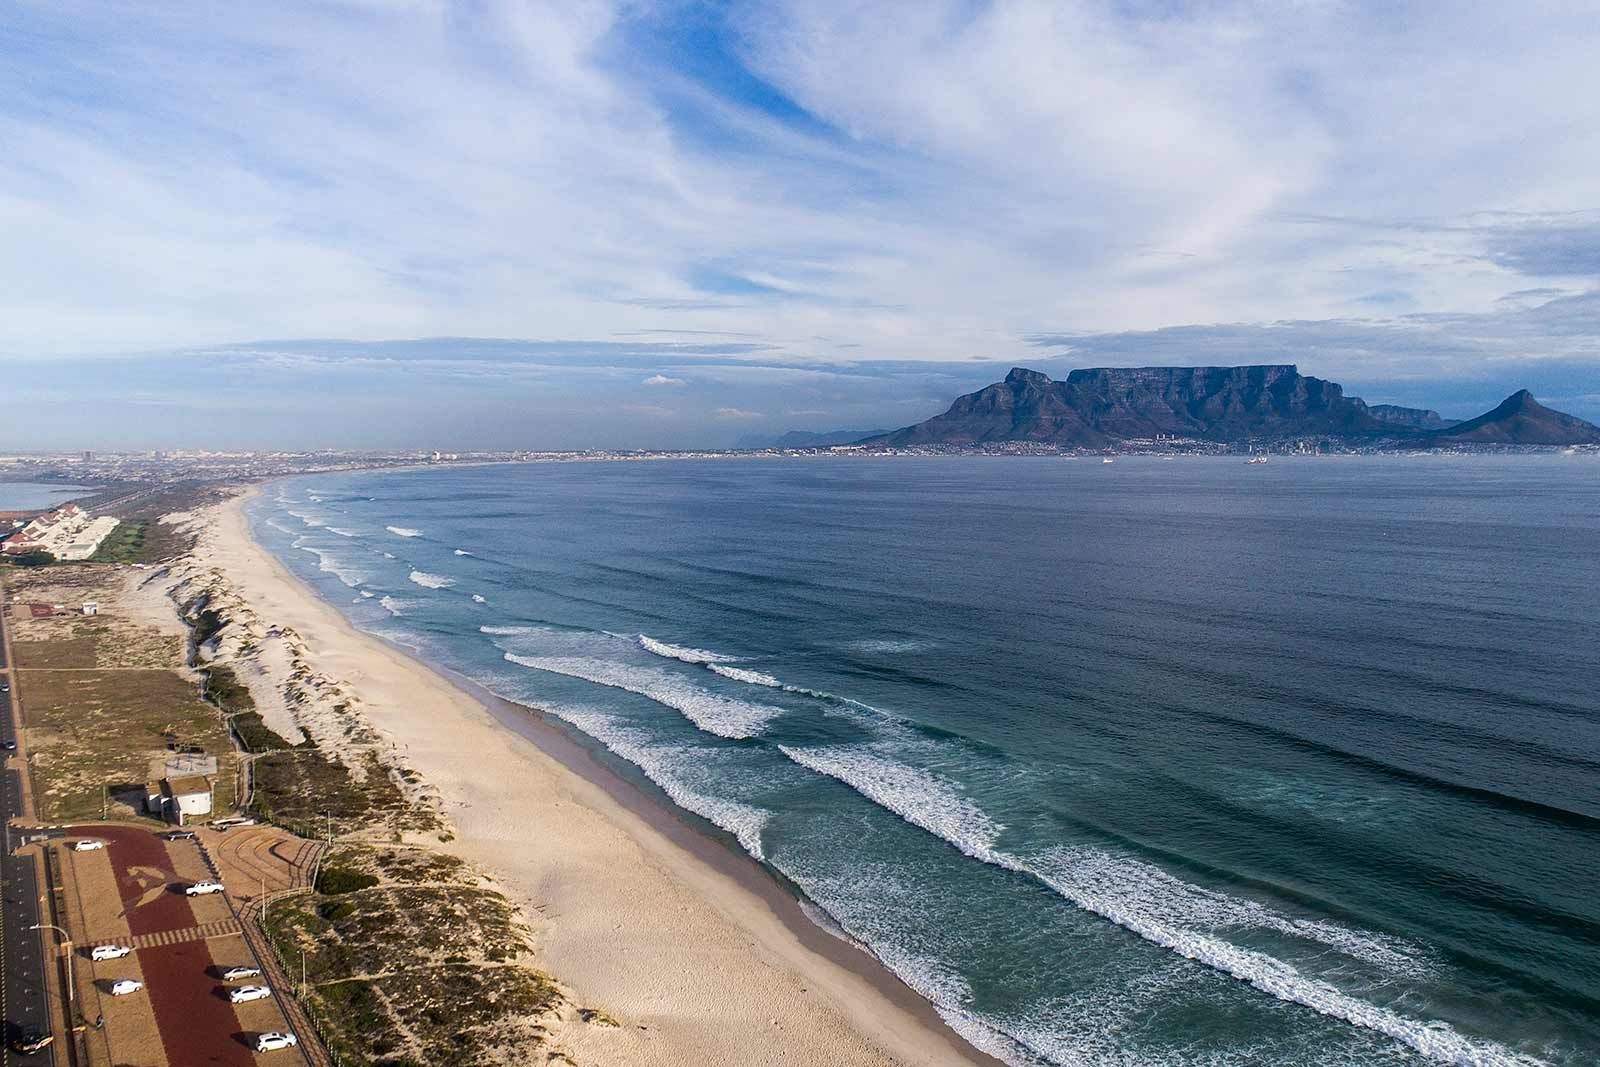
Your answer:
[3,600,55,1067]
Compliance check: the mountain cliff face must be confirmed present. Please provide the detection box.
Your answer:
[868,365,1383,447]
[864,367,1600,448]
[1368,404,1455,430]
[1423,390,1600,445]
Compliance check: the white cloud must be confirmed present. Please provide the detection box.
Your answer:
[715,407,763,419]
[642,373,686,386]
[1,0,1599,396]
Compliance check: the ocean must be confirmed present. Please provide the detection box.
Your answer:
[250,455,1600,1067]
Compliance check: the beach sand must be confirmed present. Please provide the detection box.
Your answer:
[182,488,997,1067]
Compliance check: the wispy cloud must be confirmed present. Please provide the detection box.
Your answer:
[2,2,1599,445]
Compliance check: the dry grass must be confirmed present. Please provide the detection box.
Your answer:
[5,566,185,670]
[18,668,237,822]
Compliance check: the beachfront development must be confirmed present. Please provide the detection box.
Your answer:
[2,504,120,561]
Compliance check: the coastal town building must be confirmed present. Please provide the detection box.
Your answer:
[0,502,118,559]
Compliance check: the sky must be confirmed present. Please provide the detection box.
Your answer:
[4,0,1600,449]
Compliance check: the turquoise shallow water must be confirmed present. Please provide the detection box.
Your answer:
[251,456,1600,1067]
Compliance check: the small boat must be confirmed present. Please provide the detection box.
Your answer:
[1102,457,1115,464]
[1246,456,1268,465]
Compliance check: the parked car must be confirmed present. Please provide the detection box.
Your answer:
[1,739,15,751]
[1,681,10,692]
[163,829,198,841]
[209,816,256,830]
[220,965,262,982]
[255,1032,299,1052]
[229,984,272,1004]
[184,880,225,896]
[109,978,144,996]
[70,839,106,852]
[91,944,133,962]
[8,1024,52,1054]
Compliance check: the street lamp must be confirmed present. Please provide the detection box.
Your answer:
[30,922,74,1004]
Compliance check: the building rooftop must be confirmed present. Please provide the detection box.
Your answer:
[163,775,212,796]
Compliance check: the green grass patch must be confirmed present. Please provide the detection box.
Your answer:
[88,521,148,563]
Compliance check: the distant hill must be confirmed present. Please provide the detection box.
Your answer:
[863,366,1599,448]
[1368,404,1456,431]
[737,428,895,449]
[1423,390,1600,445]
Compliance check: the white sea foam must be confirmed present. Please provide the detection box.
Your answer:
[265,518,297,536]
[408,570,455,589]
[454,548,472,556]
[359,590,375,599]
[378,596,408,616]
[327,527,358,538]
[709,664,783,687]
[471,594,487,604]
[849,637,934,654]
[386,526,423,537]
[480,624,559,636]
[781,740,1536,1067]
[543,704,769,859]
[294,542,367,588]
[639,634,740,664]
[504,654,780,740]
[382,552,396,559]
[287,509,326,528]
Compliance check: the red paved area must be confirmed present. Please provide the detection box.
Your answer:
[73,825,256,1066]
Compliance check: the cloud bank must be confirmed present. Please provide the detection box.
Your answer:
[2,2,1599,445]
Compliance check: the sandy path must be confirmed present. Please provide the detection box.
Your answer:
[184,489,991,1067]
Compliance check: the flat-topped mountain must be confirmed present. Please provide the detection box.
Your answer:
[861,366,1599,448]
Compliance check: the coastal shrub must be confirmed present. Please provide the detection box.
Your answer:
[316,865,379,895]
[2,550,56,567]
[203,664,255,713]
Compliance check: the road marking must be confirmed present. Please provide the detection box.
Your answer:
[76,918,242,954]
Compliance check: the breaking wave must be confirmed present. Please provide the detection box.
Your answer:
[709,664,783,688]
[471,594,487,604]
[504,654,780,740]
[408,570,455,589]
[386,525,423,537]
[639,634,740,664]
[778,742,1531,1067]
[454,548,472,556]
[543,704,769,860]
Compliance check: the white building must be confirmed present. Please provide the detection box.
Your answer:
[151,775,214,824]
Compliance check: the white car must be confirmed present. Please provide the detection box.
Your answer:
[70,839,105,852]
[91,944,132,962]
[109,978,144,996]
[220,965,262,982]
[255,1032,299,1053]
[229,984,272,1004]
[184,880,225,896]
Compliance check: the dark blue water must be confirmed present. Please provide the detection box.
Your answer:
[251,456,1600,1067]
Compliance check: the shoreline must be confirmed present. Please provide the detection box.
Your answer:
[211,484,1007,1067]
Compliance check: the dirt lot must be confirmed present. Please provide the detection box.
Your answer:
[19,669,237,822]
[4,566,185,670]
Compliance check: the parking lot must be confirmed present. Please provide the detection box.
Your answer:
[65,825,305,1066]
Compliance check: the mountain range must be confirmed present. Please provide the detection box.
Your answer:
[848,366,1600,449]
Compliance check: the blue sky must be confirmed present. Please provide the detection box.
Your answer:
[3,1,1600,448]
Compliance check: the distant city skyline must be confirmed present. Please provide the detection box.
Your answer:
[4,2,1600,447]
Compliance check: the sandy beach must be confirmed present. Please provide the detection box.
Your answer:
[173,486,998,1067]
